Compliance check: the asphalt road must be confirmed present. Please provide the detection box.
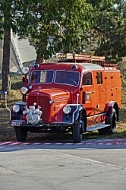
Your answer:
[0,138,126,190]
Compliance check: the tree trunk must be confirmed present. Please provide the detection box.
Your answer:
[36,55,44,64]
[35,36,48,64]
[1,29,11,91]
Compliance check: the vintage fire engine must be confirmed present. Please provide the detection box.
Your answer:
[10,53,122,142]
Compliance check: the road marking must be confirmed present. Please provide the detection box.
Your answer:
[0,166,16,174]
[0,139,126,146]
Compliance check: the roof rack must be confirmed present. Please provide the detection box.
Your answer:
[56,53,117,68]
[57,53,105,61]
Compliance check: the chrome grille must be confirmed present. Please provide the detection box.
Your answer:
[27,95,50,122]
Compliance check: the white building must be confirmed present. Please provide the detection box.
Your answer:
[0,32,36,73]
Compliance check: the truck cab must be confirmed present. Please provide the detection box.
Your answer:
[10,53,122,142]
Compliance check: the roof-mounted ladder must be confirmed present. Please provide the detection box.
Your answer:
[57,53,117,68]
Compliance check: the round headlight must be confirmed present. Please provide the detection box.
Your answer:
[13,104,20,112]
[21,87,28,94]
[22,66,29,74]
[63,106,71,114]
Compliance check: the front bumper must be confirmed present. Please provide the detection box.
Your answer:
[10,120,73,127]
[10,120,74,133]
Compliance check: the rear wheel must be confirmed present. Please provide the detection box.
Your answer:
[15,127,27,142]
[98,108,117,135]
[72,113,84,143]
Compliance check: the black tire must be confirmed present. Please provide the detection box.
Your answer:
[72,113,84,143]
[15,127,27,142]
[98,108,117,135]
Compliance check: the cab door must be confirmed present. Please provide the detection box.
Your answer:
[80,72,96,116]
[94,71,105,112]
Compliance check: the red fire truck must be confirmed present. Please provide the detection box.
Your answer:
[10,53,122,142]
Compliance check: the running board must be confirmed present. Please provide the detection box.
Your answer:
[86,123,110,132]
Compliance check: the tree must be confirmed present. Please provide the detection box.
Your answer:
[87,0,126,62]
[0,0,37,91]
[0,0,12,91]
[17,0,93,62]
[0,0,21,91]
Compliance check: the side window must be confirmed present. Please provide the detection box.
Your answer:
[97,72,102,84]
[83,72,92,85]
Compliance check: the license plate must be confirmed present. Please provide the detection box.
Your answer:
[11,120,23,126]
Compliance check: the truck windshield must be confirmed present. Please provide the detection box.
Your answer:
[30,70,80,86]
[30,70,53,84]
[55,70,79,86]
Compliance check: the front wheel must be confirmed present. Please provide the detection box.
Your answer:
[72,114,84,143]
[15,127,27,142]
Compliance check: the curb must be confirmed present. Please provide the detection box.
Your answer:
[0,139,126,146]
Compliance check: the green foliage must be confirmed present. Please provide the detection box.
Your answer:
[90,0,126,61]
[16,0,93,60]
